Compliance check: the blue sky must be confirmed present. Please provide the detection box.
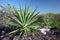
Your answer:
[0,0,60,13]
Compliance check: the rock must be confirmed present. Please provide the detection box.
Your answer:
[2,37,9,40]
[39,28,50,35]
[0,27,60,40]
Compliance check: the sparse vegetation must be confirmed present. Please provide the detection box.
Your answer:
[0,4,60,40]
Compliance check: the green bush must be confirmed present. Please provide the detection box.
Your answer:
[5,5,40,37]
[37,13,60,29]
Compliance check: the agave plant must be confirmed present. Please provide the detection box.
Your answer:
[5,5,40,38]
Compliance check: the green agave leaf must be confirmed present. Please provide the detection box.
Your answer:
[5,4,40,37]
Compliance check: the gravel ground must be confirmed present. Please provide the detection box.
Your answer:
[0,27,60,40]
